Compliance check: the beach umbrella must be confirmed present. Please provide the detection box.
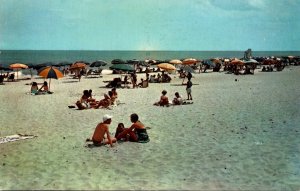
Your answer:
[126,59,140,65]
[169,59,182,65]
[111,59,126,65]
[90,60,107,67]
[109,64,135,71]
[70,62,86,70]
[242,58,258,65]
[157,63,176,71]
[9,63,29,80]
[182,58,198,65]
[231,59,244,65]
[181,65,195,73]
[38,66,63,91]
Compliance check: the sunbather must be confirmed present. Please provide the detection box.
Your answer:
[154,90,170,106]
[38,81,49,93]
[31,82,39,95]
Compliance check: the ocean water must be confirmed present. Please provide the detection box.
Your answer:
[0,50,299,67]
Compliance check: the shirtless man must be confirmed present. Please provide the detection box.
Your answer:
[91,114,116,147]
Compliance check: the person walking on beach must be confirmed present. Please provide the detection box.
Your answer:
[186,79,193,100]
[91,114,116,147]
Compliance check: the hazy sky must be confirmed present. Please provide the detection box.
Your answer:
[0,0,299,51]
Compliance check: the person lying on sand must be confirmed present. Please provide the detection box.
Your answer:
[116,113,149,143]
[87,114,116,147]
[154,90,170,106]
[94,94,111,109]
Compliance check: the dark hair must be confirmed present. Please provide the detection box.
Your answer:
[108,91,113,97]
[83,90,89,96]
[130,113,139,122]
[88,89,92,93]
[118,123,125,128]
[112,88,116,91]
[43,81,48,85]
[32,82,37,86]
[162,90,167,95]
[175,92,179,96]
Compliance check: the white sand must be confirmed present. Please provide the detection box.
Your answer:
[0,67,300,190]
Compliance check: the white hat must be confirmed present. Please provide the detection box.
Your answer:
[103,114,113,122]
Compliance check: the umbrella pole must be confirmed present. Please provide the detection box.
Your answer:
[49,78,51,91]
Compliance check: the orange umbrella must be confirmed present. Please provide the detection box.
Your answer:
[157,63,176,70]
[70,62,86,70]
[9,63,29,79]
[38,66,63,91]
[231,59,244,65]
[182,58,198,65]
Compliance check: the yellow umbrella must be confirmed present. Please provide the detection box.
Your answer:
[9,63,29,80]
[157,63,176,70]
[169,59,182,65]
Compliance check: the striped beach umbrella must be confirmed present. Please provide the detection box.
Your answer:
[38,66,63,91]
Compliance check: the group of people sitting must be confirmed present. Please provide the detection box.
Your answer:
[153,90,190,107]
[148,71,171,83]
[0,73,15,83]
[30,81,51,95]
[76,88,119,110]
[86,113,150,147]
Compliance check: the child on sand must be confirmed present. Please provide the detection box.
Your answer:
[154,90,170,106]
[172,92,183,105]
[116,113,149,143]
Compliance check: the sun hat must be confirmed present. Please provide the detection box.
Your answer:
[103,114,113,122]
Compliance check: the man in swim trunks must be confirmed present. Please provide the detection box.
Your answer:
[92,114,116,147]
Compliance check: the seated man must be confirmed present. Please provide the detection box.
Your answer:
[89,114,116,147]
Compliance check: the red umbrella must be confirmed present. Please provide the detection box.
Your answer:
[182,58,198,65]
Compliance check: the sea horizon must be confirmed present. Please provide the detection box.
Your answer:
[0,50,299,67]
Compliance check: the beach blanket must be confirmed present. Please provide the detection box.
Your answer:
[0,134,37,144]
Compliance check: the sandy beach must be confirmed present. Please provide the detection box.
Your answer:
[1,66,300,190]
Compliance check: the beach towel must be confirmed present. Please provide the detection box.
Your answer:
[0,134,37,144]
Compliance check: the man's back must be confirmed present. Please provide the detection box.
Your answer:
[92,123,108,142]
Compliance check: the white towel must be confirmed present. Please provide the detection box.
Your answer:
[0,134,37,144]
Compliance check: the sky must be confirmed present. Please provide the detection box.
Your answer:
[0,0,299,51]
